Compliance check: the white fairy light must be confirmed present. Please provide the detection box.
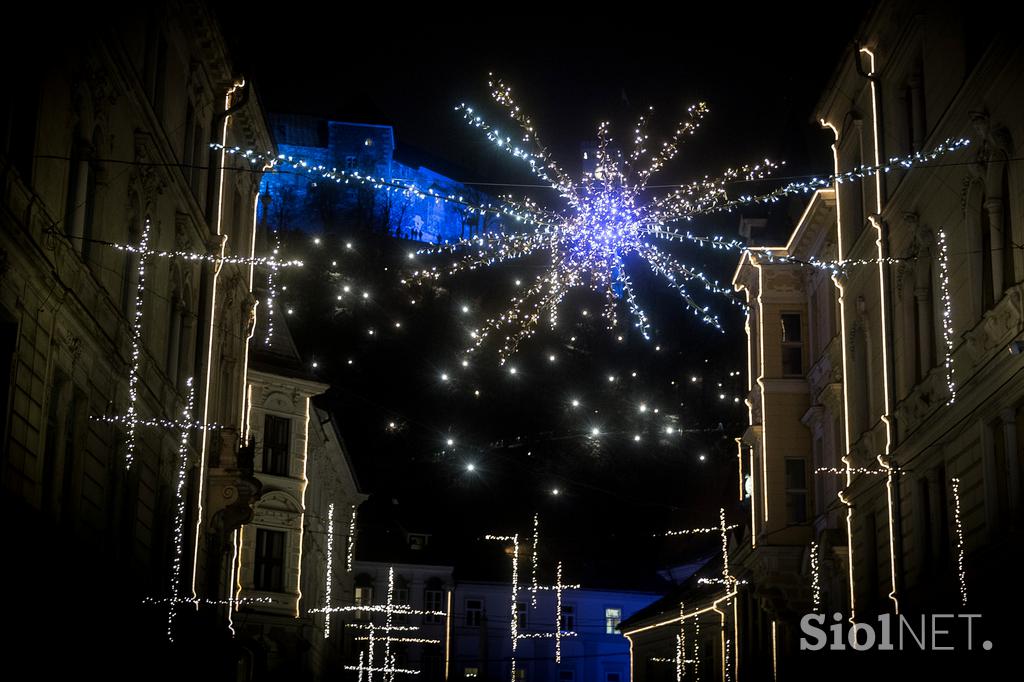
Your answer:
[347,504,358,573]
[164,376,195,642]
[810,541,821,611]
[937,228,956,404]
[951,477,968,606]
[324,502,335,639]
[121,217,151,469]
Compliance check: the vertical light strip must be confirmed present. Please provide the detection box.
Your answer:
[296,395,310,618]
[166,376,195,641]
[192,80,243,597]
[347,503,358,572]
[444,590,452,680]
[735,438,744,501]
[732,596,739,682]
[234,525,245,610]
[531,513,540,607]
[937,229,956,403]
[555,561,564,663]
[861,46,900,615]
[626,634,635,682]
[821,117,857,622]
[951,477,968,605]
[124,218,151,470]
[324,502,335,638]
[770,621,778,682]
[810,541,821,611]
[228,528,240,635]
[754,259,769,521]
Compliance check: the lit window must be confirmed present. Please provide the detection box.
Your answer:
[605,607,622,634]
[355,585,373,621]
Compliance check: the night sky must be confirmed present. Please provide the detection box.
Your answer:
[214,4,871,586]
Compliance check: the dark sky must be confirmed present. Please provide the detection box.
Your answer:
[214,3,871,586]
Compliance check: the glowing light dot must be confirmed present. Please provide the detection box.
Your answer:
[699,454,707,462]
[462,305,470,313]
[608,375,615,382]
[347,359,354,365]
[462,360,469,368]
[551,488,560,496]
[362,292,370,299]
[571,399,580,407]
[548,355,556,362]
[633,434,641,442]
[514,279,522,286]
[408,253,415,259]
[313,237,321,245]
[719,393,726,400]
[466,463,476,472]
[446,438,454,446]
[336,295,342,301]
[368,329,375,336]
[346,242,353,249]
[388,422,396,429]
[312,362,318,368]
[591,427,600,436]
[474,390,480,396]
[395,322,402,328]
[287,308,294,315]
[691,376,698,383]
[331,260,337,267]
[509,367,517,375]
[343,286,351,293]
[665,426,674,434]
[639,404,647,413]
[441,373,449,381]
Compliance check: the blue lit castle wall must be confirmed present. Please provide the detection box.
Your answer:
[260,114,501,243]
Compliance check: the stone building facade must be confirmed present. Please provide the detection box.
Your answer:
[732,0,1022,677]
[1,2,365,678]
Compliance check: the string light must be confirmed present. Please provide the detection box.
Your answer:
[347,504,357,573]
[937,228,956,404]
[810,541,821,611]
[122,218,151,469]
[91,414,221,431]
[951,476,968,606]
[163,376,195,642]
[324,502,335,639]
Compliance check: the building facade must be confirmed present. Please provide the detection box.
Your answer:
[732,1,1022,677]
[1,3,366,678]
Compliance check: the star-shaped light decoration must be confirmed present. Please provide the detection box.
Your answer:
[404,75,781,363]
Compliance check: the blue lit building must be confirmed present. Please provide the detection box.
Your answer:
[260,114,502,242]
[449,581,659,682]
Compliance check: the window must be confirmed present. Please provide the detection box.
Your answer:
[395,582,410,623]
[424,589,444,623]
[262,414,291,475]
[466,599,483,626]
[516,602,528,629]
[781,313,803,376]
[515,670,526,681]
[561,604,575,631]
[409,533,430,550]
[345,155,357,170]
[355,585,373,621]
[254,529,286,592]
[605,607,621,634]
[464,667,479,679]
[785,458,808,524]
